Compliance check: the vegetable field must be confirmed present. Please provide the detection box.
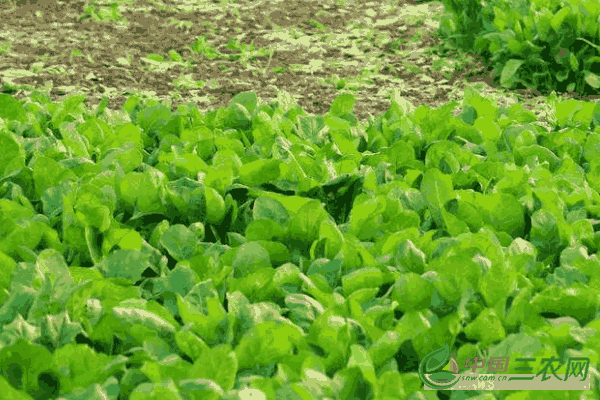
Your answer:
[1,0,600,399]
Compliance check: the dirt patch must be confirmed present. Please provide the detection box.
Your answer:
[0,0,597,124]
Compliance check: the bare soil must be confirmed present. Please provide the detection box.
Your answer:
[0,0,598,124]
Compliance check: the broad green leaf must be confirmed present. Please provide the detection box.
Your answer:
[480,259,517,308]
[391,272,434,311]
[0,132,23,177]
[137,169,167,213]
[444,197,483,232]
[464,308,506,347]
[160,224,196,261]
[96,250,153,284]
[0,218,46,257]
[504,287,535,330]
[430,253,482,305]
[189,222,205,241]
[232,242,271,278]
[205,186,226,225]
[425,141,461,173]
[112,306,176,335]
[329,125,358,156]
[0,251,16,305]
[285,294,326,333]
[329,93,355,118]
[347,345,379,398]
[383,141,417,170]
[0,94,28,123]
[529,210,565,261]
[239,159,281,187]
[531,282,598,324]
[307,310,353,370]
[75,183,115,232]
[296,116,328,146]
[174,331,210,362]
[212,149,243,174]
[50,343,127,395]
[166,178,206,222]
[394,240,426,274]
[152,264,199,299]
[368,330,403,369]
[412,314,461,359]
[102,228,142,257]
[32,156,77,200]
[150,220,170,249]
[235,321,303,370]
[546,265,588,288]
[176,289,226,344]
[550,7,573,32]
[486,333,556,375]
[440,207,470,236]
[170,153,208,179]
[335,367,376,399]
[189,344,237,392]
[514,145,561,171]
[348,194,386,240]
[255,240,290,265]
[473,115,501,141]
[245,219,286,242]
[378,228,419,257]
[287,201,329,245]
[129,380,183,400]
[319,219,344,260]
[56,377,123,400]
[500,59,525,89]
[178,379,224,400]
[342,267,384,296]
[119,172,144,207]
[479,192,525,238]
[378,371,407,400]
[420,168,455,229]
[234,300,292,340]
[100,141,143,173]
[585,71,600,89]
[228,269,277,303]
[306,259,342,288]
[26,249,87,320]
[253,196,289,225]
[205,166,233,195]
[508,237,537,274]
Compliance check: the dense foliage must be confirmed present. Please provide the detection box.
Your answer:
[437,0,600,97]
[1,82,600,400]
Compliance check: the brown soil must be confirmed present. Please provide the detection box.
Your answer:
[0,0,598,124]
